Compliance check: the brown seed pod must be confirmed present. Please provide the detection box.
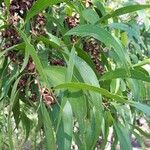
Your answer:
[65,14,80,29]
[83,38,105,74]
[50,59,65,66]
[41,88,56,106]
[2,27,20,49]
[10,0,35,17]
[26,58,35,73]
[17,74,29,89]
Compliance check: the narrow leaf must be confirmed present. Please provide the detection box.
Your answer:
[130,102,150,117]
[99,4,150,22]
[26,0,65,22]
[62,100,73,150]
[18,29,49,86]
[65,25,130,69]
[131,125,150,139]
[101,68,150,82]
[55,82,126,102]
[40,103,56,149]
[114,122,132,150]
[82,9,99,24]
[66,46,76,82]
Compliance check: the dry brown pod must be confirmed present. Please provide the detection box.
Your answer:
[41,88,56,106]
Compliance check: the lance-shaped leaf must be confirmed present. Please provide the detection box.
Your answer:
[99,4,150,22]
[18,29,49,86]
[55,82,126,102]
[130,102,150,117]
[40,103,56,149]
[65,25,130,69]
[100,68,150,82]
[26,0,65,22]
[114,122,132,150]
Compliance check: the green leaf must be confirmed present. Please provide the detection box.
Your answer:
[130,102,150,117]
[133,58,150,67]
[131,125,150,139]
[75,47,98,75]
[99,4,150,22]
[75,56,99,86]
[91,0,106,16]
[132,131,146,150]
[62,100,73,150]
[109,23,129,31]
[100,112,113,149]
[82,9,99,24]
[57,120,65,150]
[10,76,21,109]
[4,0,10,15]
[20,49,29,73]
[44,66,66,86]
[40,103,56,150]
[55,82,126,102]
[0,0,3,5]
[66,46,76,82]
[68,91,87,137]
[0,43,24,59]
[18,29,49,86]
[35,35,62,49]
[0,66,19,101]
[12,98,20,129]
[114,122,132,150]
[4,0,10,7]
[56,97,73,150]
[101,68,150,82]
[26,0,65,22]
[65,24,130,69]
[89,108,102,149]
[73,56,103,148]
[21,112,32,140]
[127,79,143,102]
[74,132,85,150]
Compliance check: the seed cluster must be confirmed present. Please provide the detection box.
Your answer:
[65,14,79,29]
[41,88,56,106]
[2,27,20,48]
[10,0,35,17]
[50,58,65,66]
[31,13,46,36]
[65,13,79,43]
[83,39,105,74]
[1,0,104,106]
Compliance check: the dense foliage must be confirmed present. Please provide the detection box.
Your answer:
[1,0,150,149]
